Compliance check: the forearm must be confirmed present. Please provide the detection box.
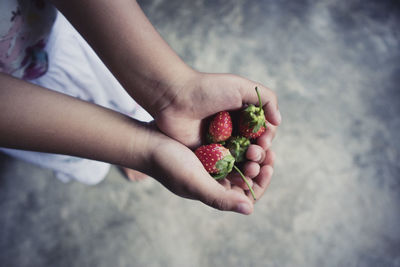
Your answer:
[0,73,155,171]
[50,0,194,116]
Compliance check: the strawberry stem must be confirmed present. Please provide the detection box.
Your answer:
[255,86,262,109]
[233,165,256,200]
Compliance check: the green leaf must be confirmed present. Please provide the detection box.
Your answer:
[253,123,262,133]
[212,154,235,180]
[212,172,228,180]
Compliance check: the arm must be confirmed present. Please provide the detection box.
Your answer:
[0,73,154,171]
[0,73,257,214]
[49,0,193,117]
[48,0,281,211]
[49,0,281,147]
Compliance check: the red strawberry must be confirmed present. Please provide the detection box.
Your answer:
[239,87,267,139]
[207,111,232,144]
[195,144,235,179]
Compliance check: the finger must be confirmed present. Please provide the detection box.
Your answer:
[246,144,266,164]
[229,173,254,190]
[189,170,254,215]
[239,83,281,126]
[232,185,257,204]
[155,145,254,215]
[227,162,257,189]
[268,124,278,140]
[152,138,254,215]
[261,149,276,167]
[258,85,281,126]
[218,178,232,190]
[243,161,260,178]
[257,124,277,150]
[231,184,245,193]
[251,165,274,200]
[229,160,260,179]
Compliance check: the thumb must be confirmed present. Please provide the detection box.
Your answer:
[188,171,254,215]
[205,188,254,215]
[151,140,254,215]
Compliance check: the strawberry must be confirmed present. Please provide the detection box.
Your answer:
[227,136,250,163]
[207,111,233,144]
[195,144,256,200]
[239,87,267,139]
[195,144,235,179]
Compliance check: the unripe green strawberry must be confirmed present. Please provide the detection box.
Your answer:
[195,144,235,180]
[239,87,267,139]
[227,136,250,163]
[207,111,233,144]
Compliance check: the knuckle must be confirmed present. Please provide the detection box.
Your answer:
[210,197,229,211]
[269,90,278,103]
[270,150,276,162]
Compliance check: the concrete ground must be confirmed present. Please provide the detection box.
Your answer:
[1,0,400,266]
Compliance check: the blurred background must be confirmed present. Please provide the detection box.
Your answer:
[1,0,400,266]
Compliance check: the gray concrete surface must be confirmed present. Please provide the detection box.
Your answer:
[1,0,400,266]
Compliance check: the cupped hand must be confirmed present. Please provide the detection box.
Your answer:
[146,129,276,215]
[154,71,281,148]
[148,72,281,213]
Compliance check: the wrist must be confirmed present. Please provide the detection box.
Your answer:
[122,121,170,175]
[127,64,198,119]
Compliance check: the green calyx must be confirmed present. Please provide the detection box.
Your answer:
[227,136,250,163]
[212,154,235,180]
[243,87,267,133]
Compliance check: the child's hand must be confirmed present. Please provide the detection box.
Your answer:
[47,0,280,213]
[154,72,281,149]
[152,72,281,211]
[145,127,276,215]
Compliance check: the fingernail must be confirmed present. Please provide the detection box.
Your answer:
[236,203,252,215]
[276,109,282,124]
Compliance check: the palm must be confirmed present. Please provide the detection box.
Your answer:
[154,73,245,148]
[150,137,224,199]
[149,123,276,212]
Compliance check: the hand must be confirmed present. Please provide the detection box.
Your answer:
[146,128,276,215]
[151,71,281,214]
[154,71,281,148]
[23,0,278,213]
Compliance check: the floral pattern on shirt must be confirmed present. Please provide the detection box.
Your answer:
[0,0,56,80]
